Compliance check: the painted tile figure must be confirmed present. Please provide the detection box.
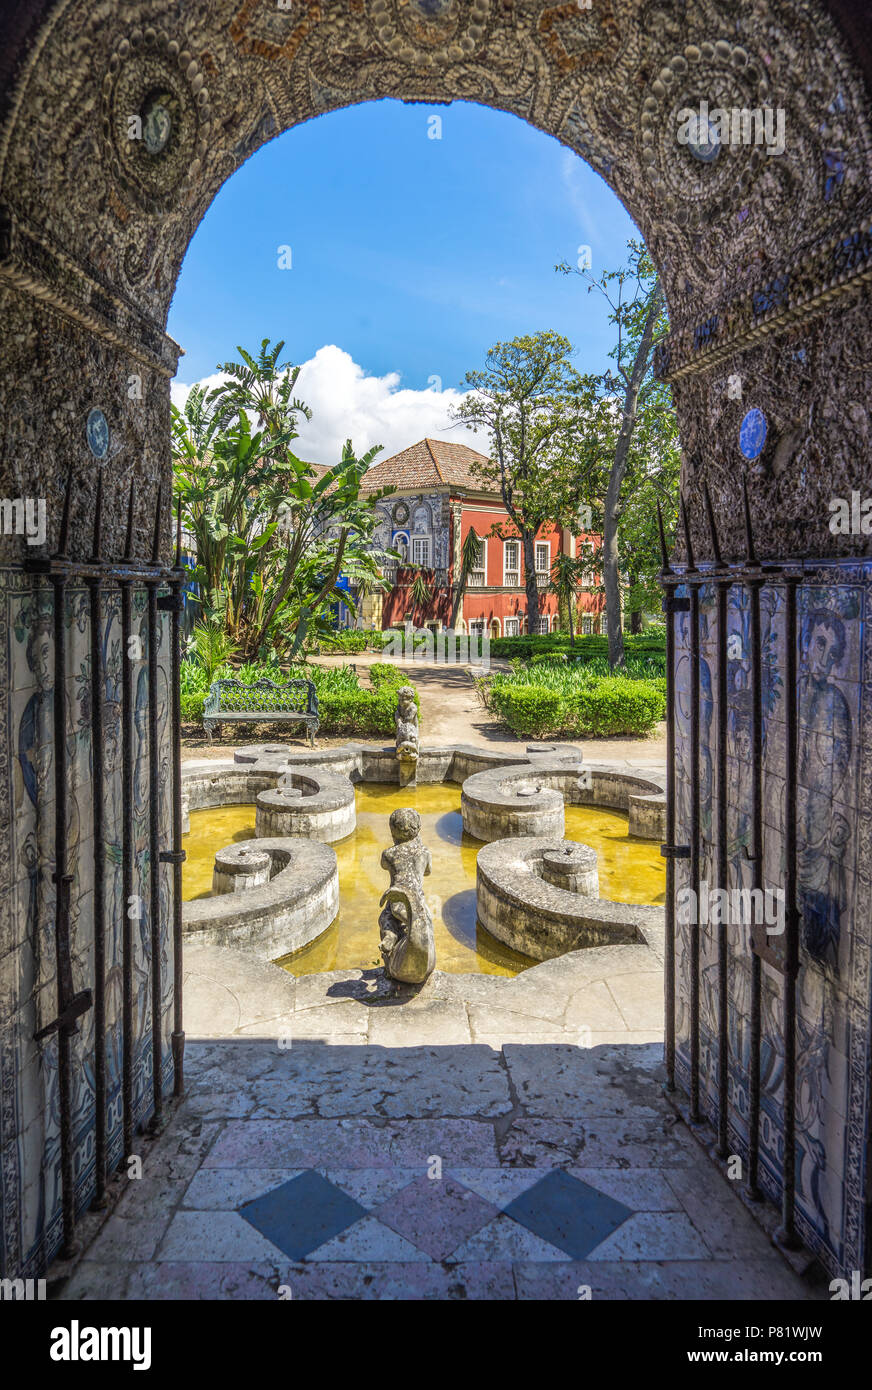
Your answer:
[797,607,851,968]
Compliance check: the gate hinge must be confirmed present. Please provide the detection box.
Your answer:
[660,844,691,859]
[662,596,690,614]
[159,849,187,864]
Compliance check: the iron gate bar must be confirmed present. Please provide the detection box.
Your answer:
[657,503,678,1090]
[157,504,186,1098]
[120,482,136,1159]
[743,478,765,1202]
[146,485,164,1125]
[681,499,703,1123]
[704,483,733,1158]
[36,479,93,1258]
[777,570,803,1249]
[87,472,107,1205]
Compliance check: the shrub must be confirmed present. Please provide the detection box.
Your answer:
[489,632,666,666]
[487,667,665,738]
[318,683,419,736]
[487,686,563,738]
[307,629,370,655]
[180,692,206,724]
[368,662,404,688]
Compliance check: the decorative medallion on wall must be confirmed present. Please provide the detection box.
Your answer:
[739,407,767,460]
[86,408,110,460]
[640,41,774,226]
[101,28,213,213]
[392,502,410,525]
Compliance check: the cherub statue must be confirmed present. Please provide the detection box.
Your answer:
[395,685,419,785]
[378,807,435,984]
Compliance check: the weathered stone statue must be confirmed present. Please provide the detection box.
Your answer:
[395,685,419,787]
[378,807,435,984]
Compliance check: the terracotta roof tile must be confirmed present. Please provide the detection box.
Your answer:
[360,437,493,495]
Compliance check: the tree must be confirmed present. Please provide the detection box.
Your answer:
[556,242,672,667]
[452,332,594,632]
[172,339,394,661]
[449,525,482,629]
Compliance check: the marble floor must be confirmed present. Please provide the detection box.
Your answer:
[55,946,819,1300]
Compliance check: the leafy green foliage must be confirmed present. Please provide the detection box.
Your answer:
[485,666,665,738]
[172,338,395,662]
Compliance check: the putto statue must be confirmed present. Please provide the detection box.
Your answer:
[395,684,420,786]
[378,807,435,984]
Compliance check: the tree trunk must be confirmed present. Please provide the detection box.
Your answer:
[603,285,663,670]
[602,493,624,668]
[630,606,642,635]
[523,533,539,632]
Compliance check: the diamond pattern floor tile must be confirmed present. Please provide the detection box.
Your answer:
[239,1170,367,1261]
[374,1174,498,1261]
[502,1169,633,1259]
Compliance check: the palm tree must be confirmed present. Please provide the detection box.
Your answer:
[449,526,482,629]
[549,551,586,646]
[409,570,432,626]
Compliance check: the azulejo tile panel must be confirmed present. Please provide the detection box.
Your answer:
[673,560,872,1279]
[0,572,175,1277]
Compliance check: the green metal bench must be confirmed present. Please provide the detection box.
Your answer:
[202,677,319,746]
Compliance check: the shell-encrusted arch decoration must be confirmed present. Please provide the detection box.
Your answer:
[1,0,868,335]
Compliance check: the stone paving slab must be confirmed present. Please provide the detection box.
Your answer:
[55,1005,818,1301]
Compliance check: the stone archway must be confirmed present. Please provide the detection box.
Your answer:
[0,0,870,1283]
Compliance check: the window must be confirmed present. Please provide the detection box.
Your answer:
[504,616,520,637]
[533,616,549,634]
[411,535,431,567]
[581,615,593,635]
[468,536,486,587]
[467,618,486,637]
[535,542,550,573]
[503,540,521,587]
[579,542,596,587]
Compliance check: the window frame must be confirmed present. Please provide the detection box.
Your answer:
[411,534,431,567]
[468,535,487,586]
[503,539,521,587]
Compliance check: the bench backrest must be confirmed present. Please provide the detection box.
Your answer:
[203,678,318,717]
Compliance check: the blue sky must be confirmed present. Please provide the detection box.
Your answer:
[169,99,639,464]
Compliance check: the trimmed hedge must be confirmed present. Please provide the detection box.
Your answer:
[488,675,665,738]
[489,632,666,662]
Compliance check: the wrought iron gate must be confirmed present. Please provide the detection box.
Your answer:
[657,481,803,1254]
[26,473,186,1259]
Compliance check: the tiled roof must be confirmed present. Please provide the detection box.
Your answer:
[360,437,494,495]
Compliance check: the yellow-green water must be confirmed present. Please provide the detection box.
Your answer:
[182,782,665,977]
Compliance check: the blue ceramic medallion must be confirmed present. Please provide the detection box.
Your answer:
[685,111,721,164]
[86,407,109,459]
[740,407,767,459]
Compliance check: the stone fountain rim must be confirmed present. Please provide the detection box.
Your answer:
[183,835,337,933]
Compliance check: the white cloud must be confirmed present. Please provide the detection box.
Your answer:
[560,148,599,248]
[170,344,486,466]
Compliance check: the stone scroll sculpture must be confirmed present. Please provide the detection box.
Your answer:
[395,685,419,786]
[378,808,435,984]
